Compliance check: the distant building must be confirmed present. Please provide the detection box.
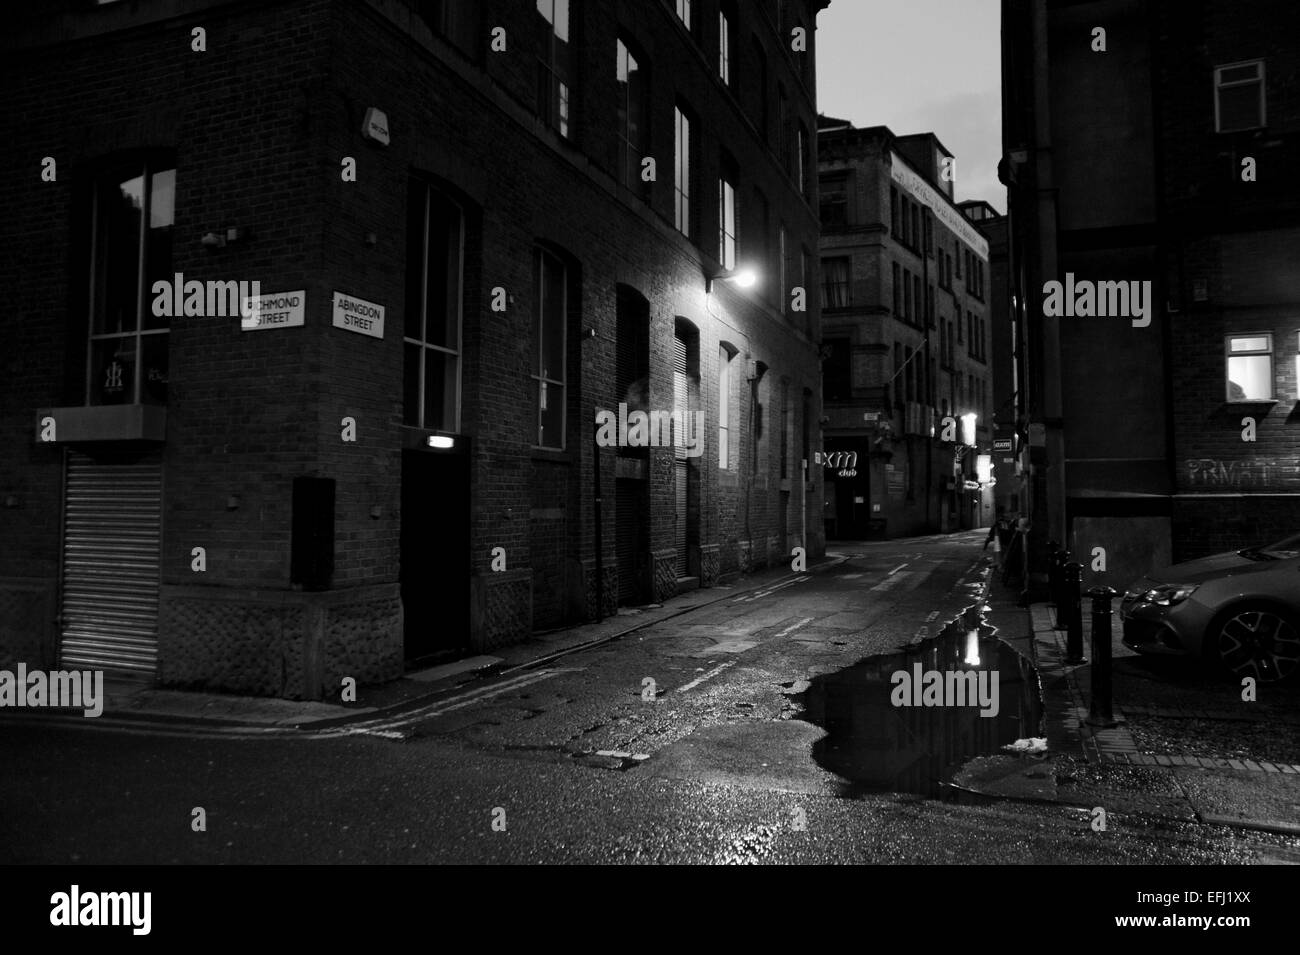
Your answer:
[0,0,829,697]
[1001,0,1300,592]
[817,118,993,540]
[958,200,1016,520]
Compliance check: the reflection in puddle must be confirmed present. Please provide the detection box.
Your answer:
[801,609,1042,798]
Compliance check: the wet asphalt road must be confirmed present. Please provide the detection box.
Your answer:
[0,531,1290,863]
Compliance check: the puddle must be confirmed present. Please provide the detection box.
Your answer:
[800,607,1043,798]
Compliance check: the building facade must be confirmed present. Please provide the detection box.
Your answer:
[959,200,1016,519]
[817,120,993,540]
[0,0,829,698]
[1001,0,1300,593]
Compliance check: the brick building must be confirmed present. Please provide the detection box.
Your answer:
[1001,0,1300,593]
[0,0,828,698]
[816,119,993,540]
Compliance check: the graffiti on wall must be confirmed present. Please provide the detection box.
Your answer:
[1185,458,1300,488]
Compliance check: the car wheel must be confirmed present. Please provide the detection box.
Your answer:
[1209,604,1300,683]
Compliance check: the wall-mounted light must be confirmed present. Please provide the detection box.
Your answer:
[705,263,761,295]
[961,413,978,447]
[427,434,455,449]
[201,232,226,249]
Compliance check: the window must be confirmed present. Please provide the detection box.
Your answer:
[1215,60,1266,133]
[718,168,737,269]
[947,320,954,364]
[892,262,901,314]
[778,225,787,305]
[674,105,691,236]
[417,0,479,57]
[780,380,790,478]
[718,7,730,84]
[796,123,810,197]
[751,37,768,139]
[404,182,465,432]
[911,203,919,250]
[819,173,848,226]
[890,187,899,235]
[719,345,733,467]
[533,248,568,448]
[927,284,934,327]
[955,242,962,279]
[913,275,922,324]
[901,201,910,247]
[903,267,912,319]
[824,337,851,401]
[777,84,790,175]
[88,160,175,406]
[800,247,811,334]
[1226,334,1273,401]
[957,308,963,343]
[675,0,691,30]
[536,0,573,138]
[821,257,850,309]
[905,347,914,402]
[753,188,770,297]
[892,342,902,406]
[616,38,649,195]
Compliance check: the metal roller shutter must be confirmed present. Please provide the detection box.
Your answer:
[60,452,163,675]
[673,335,688,577]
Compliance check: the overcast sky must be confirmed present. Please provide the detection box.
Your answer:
[816,0,1005,213]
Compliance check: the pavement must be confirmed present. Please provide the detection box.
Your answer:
[967,568,1300,843]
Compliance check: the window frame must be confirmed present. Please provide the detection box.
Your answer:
[536,0,574,139]
[1214,59,1266,133]
[718,160,738,269]
[616,36,650,197]
[1225,332,1274,402]
[532,246,569,449]
[404,181,467,433]
[674,103,692,237]
[86,157,176,408]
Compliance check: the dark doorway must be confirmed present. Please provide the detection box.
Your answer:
[400,447,470,665]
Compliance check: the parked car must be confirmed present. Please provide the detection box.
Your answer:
[1120,532,1300,682]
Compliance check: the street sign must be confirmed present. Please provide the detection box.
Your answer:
[993,438,1013,452]
[863,411,881,422]
[241,290,305,331]
[332,291,385,338]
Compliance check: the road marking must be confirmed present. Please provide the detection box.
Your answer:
[773,616,815,639]
[313,669,575,736]
[888,563,909,576]
[675,661,735,693]
[734,576,809,602]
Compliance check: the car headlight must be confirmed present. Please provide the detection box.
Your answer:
[1141,584,1198,607]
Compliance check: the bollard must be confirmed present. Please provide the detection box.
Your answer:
[1087,587,1119,725]
[1051,547,1070,630]
[1063,562,1085,663]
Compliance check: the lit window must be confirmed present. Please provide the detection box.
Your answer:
[1226,334,1273,401]
[88,161,175,406]
[1215,60,1266,133]
[719,169,736,269]
[718,9,730,84]
[719,346,733,468]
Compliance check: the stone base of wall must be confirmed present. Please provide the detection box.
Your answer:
[473,569,532,652]
[699,544,720,587]
[0,577,56,670]
[652,549,678,602]
[158,582,402,701]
